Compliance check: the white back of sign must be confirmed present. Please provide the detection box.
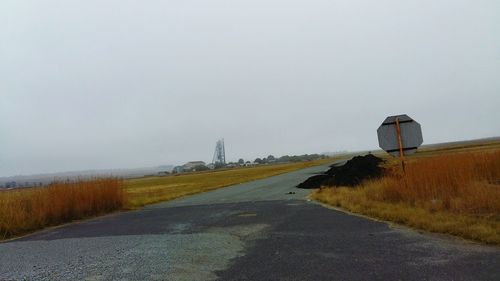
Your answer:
[377,114,423,157]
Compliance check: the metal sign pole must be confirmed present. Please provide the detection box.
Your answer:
[395,117,406,173]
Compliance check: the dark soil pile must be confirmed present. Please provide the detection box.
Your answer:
[297,154,384,189]
[295,174,331,190]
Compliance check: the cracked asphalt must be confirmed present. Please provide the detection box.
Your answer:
[1,163,499,280]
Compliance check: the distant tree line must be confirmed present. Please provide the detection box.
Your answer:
[232,154,326,165]
[256,154,326,164]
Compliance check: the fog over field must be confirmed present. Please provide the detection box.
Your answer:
[1,0,499,177]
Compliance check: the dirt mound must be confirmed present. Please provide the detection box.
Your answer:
[296,174,331,189]
[297,154,384,189]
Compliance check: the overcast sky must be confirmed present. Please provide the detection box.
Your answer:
[1,0,499,176]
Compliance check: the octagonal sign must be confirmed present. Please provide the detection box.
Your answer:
[377,114,423,157]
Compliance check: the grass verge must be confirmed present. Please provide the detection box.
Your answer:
[125,158,334,208]
[312,150,500,245]
[0,178,124,240]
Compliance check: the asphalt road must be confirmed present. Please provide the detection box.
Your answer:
[1,163,499,281]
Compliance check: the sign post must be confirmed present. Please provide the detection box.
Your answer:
[377,114,423,172]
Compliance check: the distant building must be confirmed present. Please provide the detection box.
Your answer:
[182,161,207,172]
[172,166,184,174]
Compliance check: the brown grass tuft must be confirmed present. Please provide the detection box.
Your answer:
[0,178,125,239]
[376,150,500,215]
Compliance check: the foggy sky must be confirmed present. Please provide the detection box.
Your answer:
[1,0,499,177]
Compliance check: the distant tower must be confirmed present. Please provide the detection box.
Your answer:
[212,139,226,166]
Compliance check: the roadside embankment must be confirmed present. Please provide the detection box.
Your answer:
[310,150,500,245]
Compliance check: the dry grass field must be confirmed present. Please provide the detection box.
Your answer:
[0,158,333,240]
[124,159,334,208]
[0,179,124,240]
[313,142,500,244]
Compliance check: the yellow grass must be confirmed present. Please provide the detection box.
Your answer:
[0,178,125,240]
[125,159,333,208]
[312,149,500,244]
